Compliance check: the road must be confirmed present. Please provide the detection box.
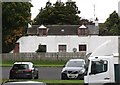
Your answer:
[2,67,63,80]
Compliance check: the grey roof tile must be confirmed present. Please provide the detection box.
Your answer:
[27,25,99,35]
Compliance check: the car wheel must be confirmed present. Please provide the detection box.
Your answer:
[77,75,84,80]
[9,75,13,79]
[61,76,66,80]
[29,74,34,79]
[35,73,39,79]
[61,73,67,80]
[32,75,35,79]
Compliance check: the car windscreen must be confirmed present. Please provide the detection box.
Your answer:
[12,64,29,70]
[66,61,84,67]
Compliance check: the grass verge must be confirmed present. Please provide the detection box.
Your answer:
[1,64,63,67]
[1,60,67,67]
[1,79,84,84]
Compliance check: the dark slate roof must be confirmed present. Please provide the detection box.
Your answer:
[27,25,99,35]
[47,25,79,35]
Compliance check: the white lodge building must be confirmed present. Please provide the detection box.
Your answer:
[13,22,118,55]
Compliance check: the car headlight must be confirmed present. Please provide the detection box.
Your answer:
[78,69,85,74]
[62,70,67,73]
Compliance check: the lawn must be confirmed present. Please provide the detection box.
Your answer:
[1,60,67,67]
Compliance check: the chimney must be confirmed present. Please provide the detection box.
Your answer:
[94,17,99,35]
[95,17,99,27]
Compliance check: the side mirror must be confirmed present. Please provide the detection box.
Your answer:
[34,66,37,68]
[91,62,97,74]
[91,69,97,74]
[89,70,97,75]
[33,66,37,69]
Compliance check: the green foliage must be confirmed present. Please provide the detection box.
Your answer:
[33,1,81,25]
[2,2,32,53]
[103,11,120,35]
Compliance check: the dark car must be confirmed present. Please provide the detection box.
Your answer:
[61,59,86,80]
[9,62,38,79]
[1,81,46,85]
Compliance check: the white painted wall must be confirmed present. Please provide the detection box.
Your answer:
[17,36,118,54]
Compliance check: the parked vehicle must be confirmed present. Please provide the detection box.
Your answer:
[84,54,120,85]
[9,62,39,79]
[1,81,46,85]
[61,59,86,80]
[84,39,120,85]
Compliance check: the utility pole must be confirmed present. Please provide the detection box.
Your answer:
[93,4,96,21]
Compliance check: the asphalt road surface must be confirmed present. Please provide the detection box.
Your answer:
[2,67,63,80]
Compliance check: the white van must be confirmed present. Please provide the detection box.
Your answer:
[84,54,120,85]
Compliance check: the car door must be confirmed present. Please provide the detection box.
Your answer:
[88,58,110,83]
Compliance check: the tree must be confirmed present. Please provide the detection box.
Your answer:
[103,11,120,35]
[2,2,33,53]
[80,19,93,25]
[33,1,81,25]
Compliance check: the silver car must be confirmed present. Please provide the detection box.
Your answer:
[61,59,85,80]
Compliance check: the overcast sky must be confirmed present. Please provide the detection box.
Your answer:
[31,0,120,23]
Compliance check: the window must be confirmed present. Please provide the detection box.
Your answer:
[59,45,67,52]
[36,45,46,52]
[91,60,108,74]
[38,29,47,36]
[79,45,86,51]
[78,28,88,36]
[13,64,29,69]
[66,60,85,67]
